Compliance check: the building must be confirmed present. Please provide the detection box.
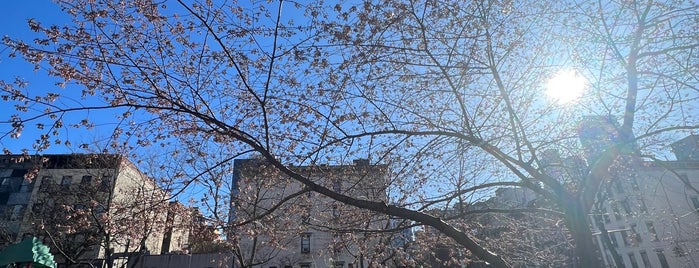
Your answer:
[589,137,699,268]
[229,158,392,268]
[0,154,190,267]
[576,117,699,267]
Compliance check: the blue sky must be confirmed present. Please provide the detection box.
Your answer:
[1,1,119,154]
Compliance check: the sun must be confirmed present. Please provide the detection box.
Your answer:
[545,69,587,104]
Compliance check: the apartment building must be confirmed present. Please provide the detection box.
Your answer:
[589,136,699,268]
[229,158,391,268]
[571,117,698,267]
[0,154,189,267]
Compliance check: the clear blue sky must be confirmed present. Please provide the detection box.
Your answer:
[1,1,117,154]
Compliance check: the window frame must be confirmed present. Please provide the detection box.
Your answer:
[300,233,311,254]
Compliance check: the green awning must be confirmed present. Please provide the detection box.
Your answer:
[0,237,57,268]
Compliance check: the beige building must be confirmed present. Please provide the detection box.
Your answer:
[0,154,189,267]
[229,158,390,268]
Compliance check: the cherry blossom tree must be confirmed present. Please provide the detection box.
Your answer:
[2,0,699,267]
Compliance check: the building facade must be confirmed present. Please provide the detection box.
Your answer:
[229,158,392,268]
[590,137,699,268]
[576,117,699,267]
[0,154,189,267]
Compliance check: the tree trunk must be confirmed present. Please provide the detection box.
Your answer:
[563,199,601,267]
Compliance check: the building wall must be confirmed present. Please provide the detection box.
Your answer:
[230,159,390,268]
[592,161,699,268]
[0,154,190,267]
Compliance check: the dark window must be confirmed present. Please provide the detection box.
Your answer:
[333,233,342,253]
[100,176,112,191]
[300,263,311,268]
[40,176,53,190]
[332,204,339,217]
[639,251,650,268]
[621,230,630,246]
[691,197,699,212]
[10,205,25,221]
[334,261,344,268]
[19,179,32,193]
[630,224,642,244]
[646,222,658,241]
[301,233,311,254]
[656,250,669,268]
[81,175,93,184]
[608,232,618,248]
[61,176,72,187]
[628,252,639,268]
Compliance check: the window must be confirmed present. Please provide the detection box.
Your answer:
[348,264,353,268]
[608,232,618,248]
[638,197,648,214]
[639,251,650,268]
[0,178,12,193]
[61,176,72,187]
[300,263,311,268]
[94,204,106,215]
[691,197,699,213]
[611,203,622,220]
[333,261,344,268]
[592,215,602,227]
[630,224,642,244]
[100,176,112,191]
[333,233,342,253]
[627,252,639,268]
[40,176,53,190]
[656,250,669,268]
[621,230,630,246]
[10,205,25,221]
[332,204,339,217]
[300,233,311,254]
[19,179,31,193]
[646,222,658,241]
[621,200,632,215]
[81,175,93,184]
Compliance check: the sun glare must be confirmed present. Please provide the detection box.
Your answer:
[545,69,587,104]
